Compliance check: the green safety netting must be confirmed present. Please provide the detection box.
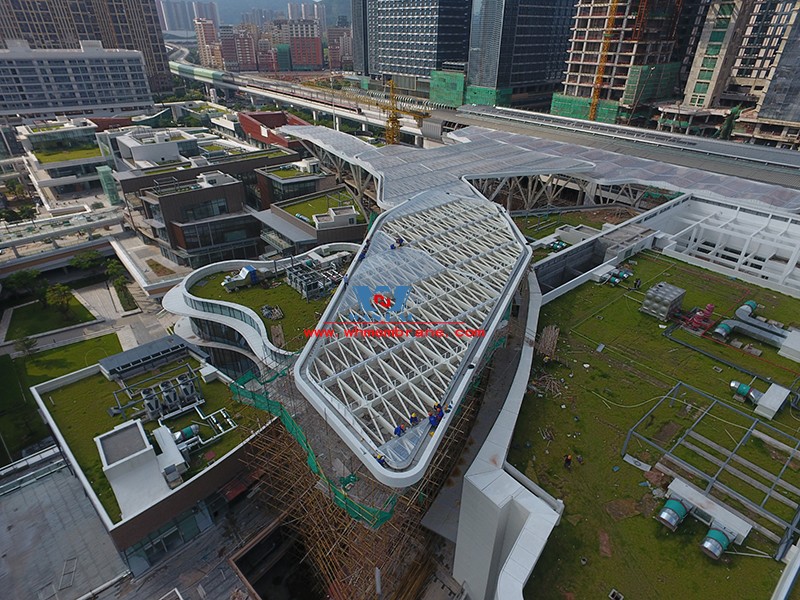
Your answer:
[230,371,398,528]
[231,326,507,529]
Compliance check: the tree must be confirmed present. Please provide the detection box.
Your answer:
[4,269,42,297]
[70,250,105,271]
[105,259,127,281]
[4,179,21,200]
[17,205,36,225]
[46,283,73,316]
[14,336,38,357]
[0,208,21,231]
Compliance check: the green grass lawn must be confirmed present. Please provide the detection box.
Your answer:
[514,207,636,239]
[0,334,122,468]
[0,355,49,466]
[33,145,102,163]
[190,274,329,351]
[282,189,366,223]
[46,355,249,522]
[5,297,95,341]
[269,167,304,179]
[510,250,798,599]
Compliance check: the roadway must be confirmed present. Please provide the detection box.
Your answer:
[169,61,426,139]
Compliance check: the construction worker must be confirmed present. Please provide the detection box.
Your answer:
[394,423,406,437]
[436,406,444,421]
[428,413,439,428]
[564,454,572,470]
[376,454,386,467]
[409,413,419,425]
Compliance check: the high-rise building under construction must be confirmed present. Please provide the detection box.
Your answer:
[551,0,689,123]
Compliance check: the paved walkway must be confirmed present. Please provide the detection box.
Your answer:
[0,284,179,358]
[72,283,125,320]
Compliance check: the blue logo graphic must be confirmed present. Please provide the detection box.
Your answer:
[350,285,412,322]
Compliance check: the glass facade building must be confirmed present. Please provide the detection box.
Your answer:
[354,0,471,83]
[466,0,576,106]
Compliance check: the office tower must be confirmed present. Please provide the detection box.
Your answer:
[0,40,153,118]
[194,18,221,69]
[552,0,687,123]
[0,0,171,92]
[460,0,577,108]
[192,1,219,27]
[670,0,711,88]
[356,0,471,95]
[352,0,369,75]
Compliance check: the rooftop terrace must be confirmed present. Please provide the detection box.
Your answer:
[189,275,329,352]
[43,356,250,522]
[281,188,366,224]
[511,249,800,599]
[33,145,103,164]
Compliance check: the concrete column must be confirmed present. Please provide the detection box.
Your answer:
[334,115,341,131]
[11,244,20,258]
[414,135,423,147]
[312,110,319,121]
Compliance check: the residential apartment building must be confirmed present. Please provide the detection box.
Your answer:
[0,0,171,92]
[194,18,221,69]
[286,20,323,71]
[658,0,800,148]
[327,26,352,70]
[218,25,238,71]
[159,1,219,30]
[192,1,219,27]
[0,40,153,118]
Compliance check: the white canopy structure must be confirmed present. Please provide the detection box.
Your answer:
[294,190,531,487]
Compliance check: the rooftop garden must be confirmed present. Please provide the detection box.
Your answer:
[143,163,192,175]
[0,334,123,468]
[511,250,800,599]
[34,144,103,164]
[190,274,330,352]
[514,207,638,240]
[5,296,94,341]
[283,189,366,224]
[30,124,65,133]
[45,354,251,522]
[269,167,305,179]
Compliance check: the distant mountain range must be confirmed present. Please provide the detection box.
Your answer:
[217,0,351,25]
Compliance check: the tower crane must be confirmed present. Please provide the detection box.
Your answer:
[589,0,622,121]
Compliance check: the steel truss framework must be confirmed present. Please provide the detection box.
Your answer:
[244,368,486,600]
[302,194,525,449]
[469,173,679,212]
[622,382,800,557]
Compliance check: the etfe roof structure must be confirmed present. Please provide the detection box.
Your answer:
[282,125,800,213]
[294,190,531,487]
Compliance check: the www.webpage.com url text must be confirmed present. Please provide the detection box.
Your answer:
[304,327,486,339]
